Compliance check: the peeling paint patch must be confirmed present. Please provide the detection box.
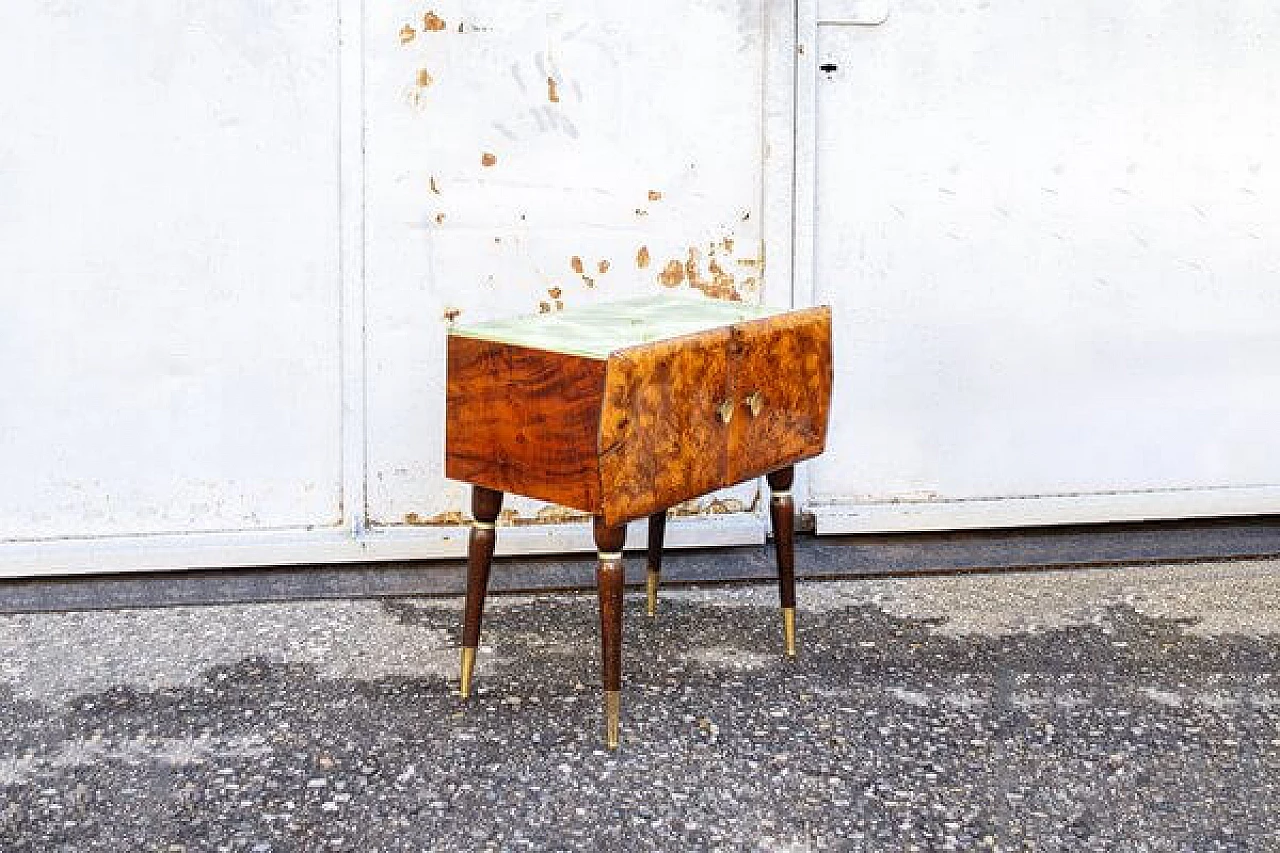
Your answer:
[636,246,651,269]
[404,510,466,526]
[669,497,747,517]
[423,12,447,32]
[658,259,685,287]
[481,152,497,167]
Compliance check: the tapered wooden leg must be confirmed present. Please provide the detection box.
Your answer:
[645,510,667,617]
[459,485,503,699]
[768,466,797,657]
[594,517,627,749]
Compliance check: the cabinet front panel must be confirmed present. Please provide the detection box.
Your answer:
[727,308,834,485]
[600,331,732,525]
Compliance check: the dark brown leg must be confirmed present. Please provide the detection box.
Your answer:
[459,485,503,699]
[645,510,667,617]
[767,466,797,657]
[594,516,627,750]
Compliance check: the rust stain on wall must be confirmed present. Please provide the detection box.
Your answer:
[423,12,447,31]
[636,246,651,269]
[668,497,747,517]
[481,152,497,167]
[658,260,685,287]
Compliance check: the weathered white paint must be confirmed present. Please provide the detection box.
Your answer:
[799,0,1280,532]
[361,0,775,531]
[0,0,790,576]
[0,1,345,540]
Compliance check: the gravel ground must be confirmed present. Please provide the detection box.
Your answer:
[2,558,1279,851]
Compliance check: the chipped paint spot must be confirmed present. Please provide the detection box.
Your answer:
[668,497,747,517]
[423,12,446,31]
[404,510,466,526]
[570,256,584,274]
[636,246,651,269]
[416,69,435,88]
[547,76,560,103]
[429,176,441,194]
[648,190,663,202]
[481,152,497,167]
[597,259,610,275]
[399,24,417,44]
[658,260,685,287]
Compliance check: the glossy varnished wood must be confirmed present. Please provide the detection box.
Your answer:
[445,336,605,513]
[646,510,667,617]
[597,330,731,526]
[593,517,627,748]
[768,467,797,656]
[728,307,833,485]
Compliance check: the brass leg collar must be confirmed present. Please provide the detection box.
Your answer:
[646,570,660,618]
[459,647,477,699]
[604,690,621,750]
[782,607,797,658]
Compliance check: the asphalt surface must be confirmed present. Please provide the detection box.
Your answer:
[2,559,1279,851]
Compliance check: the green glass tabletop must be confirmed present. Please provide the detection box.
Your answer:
[449,293,785,359]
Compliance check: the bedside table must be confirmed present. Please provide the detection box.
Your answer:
[445,293,833,748]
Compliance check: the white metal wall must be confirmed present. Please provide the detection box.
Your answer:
[799,0,1280,532]
[0,0,793,576]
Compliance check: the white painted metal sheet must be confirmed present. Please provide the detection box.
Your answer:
[362,0,773,531]
[804,0,1280,531]
[0,1,344,542]
[0,0,791,576]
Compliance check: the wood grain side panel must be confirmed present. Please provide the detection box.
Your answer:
[598,330,731,526]
[727,307,834,484]
[445,336,606,514]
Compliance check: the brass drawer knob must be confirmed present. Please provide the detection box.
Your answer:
[717,399,735,424]
[745,390,764,417]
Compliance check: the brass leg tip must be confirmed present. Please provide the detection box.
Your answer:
[604,690,621,750]
[646,571,659,618]
[782,607,797,658]
[459,647,476,699]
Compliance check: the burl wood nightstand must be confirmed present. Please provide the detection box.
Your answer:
[445,293,833,748]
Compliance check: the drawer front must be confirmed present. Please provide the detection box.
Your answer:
[727,307,833,485]
[598,329,731,526]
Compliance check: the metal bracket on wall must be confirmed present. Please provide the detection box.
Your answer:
[817,0,889,26]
